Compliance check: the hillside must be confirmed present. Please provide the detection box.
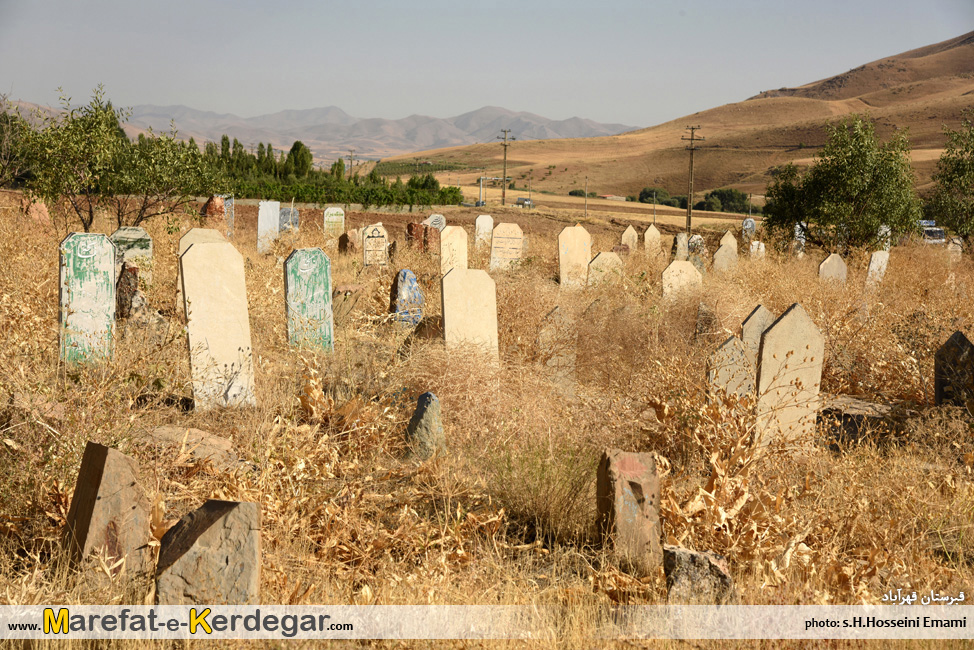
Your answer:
[386,31,974,198]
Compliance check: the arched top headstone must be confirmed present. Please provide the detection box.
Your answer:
[423,214,446,231]
[363,224,389,266]
[742,218,756,239]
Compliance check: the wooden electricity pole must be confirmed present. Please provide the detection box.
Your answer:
[498,129,514,207]
[682,125,704,234]
[347,149,355,182]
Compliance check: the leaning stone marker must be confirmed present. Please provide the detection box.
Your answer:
[558,225,591,288]
[621,225,638,251]
[741,304,775,371]
[176,228,227,311]
[423,214,446,231]
[257,200,280,254]
[475,215,493,251]
[405,392,445,460]
[674,232,689,261]
[441,268,498,357]
[866,250,889,286]
[819,253,847,283]
[59,233,116,365]
[712,243,738,273]
[109,226,153,283]
[279,206,299,232]
[181,242,256,410]
[661,260,702,298]
[644,225,662,258]
[440,225,468,275]
[935,331,974,411]
[64,442,152,576]
[390,269,424,326]
[755,303,825,445]
[596,449,662,578]
[707,336,754,399]
[489,223,524,271]
[323,207,345,238]
[588,251,623,286]
[363,223,389,266]
[156,500,260,605]
[284,248,333,352]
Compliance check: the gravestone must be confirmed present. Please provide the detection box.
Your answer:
[707,336,754,399]
[719,230,737,250]
[749,241,766,259]
[588,251,623,286]
[363,224,389,266]
[489,223,524,271]
[688,234,706,255]
[755,303,825,445]
[279,206,299,233]
[424,224,441,255]
[819,253,848,283]
[59,233,116,365]
[794,223,807,256]
[934,331,974,411]
[878,225,892,251]
[537,306,576,396]
[284,248,333,352]
[181,242,256,410]
[115,261,141,321]
[257,200,280,254]
[644,225,662,258]
[423,214,446,231]
[661,260,702,297]
[406,223,425,249]
[390,269,424,326]
[110,226,153,283]
[440,225,468,275]
[948,237,963,264]
[558,225,592,288]
[323,207,345,238]
[742,218,756,241]
[217,194,235,238]
[176,229,227,311]
[741,305,775,371]
[596,449,662,578]
[612,244,630,257]
[156,500,260,605]
[64,442,152,576]
[405,392,445,460]
[712,243,738,273]
[475,215,493,251]
[441,268,498,357]
[621,225,638,251]
[673,232,689,261]
[866,250,889,286]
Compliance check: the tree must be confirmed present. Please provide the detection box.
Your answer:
[763,115,921,250]
[705,188,749,214]
[639,186,670,204]
[0,95,29,188]
[288,141,313,178]
[931,110,974,239]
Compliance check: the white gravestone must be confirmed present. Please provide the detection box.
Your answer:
[661,260,702,297]
[363,224,390,266]
[257,200,280,254]
[323,207,345,238]
[441,268,498,358]
[475,215,493,251]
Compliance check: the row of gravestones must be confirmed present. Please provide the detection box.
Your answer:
[257,202,346,253]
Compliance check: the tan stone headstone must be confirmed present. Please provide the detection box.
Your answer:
[644,225,662,258]
[661,260,702,297]
[621,225,638,251]
[741,304,775,371]
[156,500,260,605]
[588,251,623,286]
[866,250,889,286]
[176,228,227,311]
[707,336,754,399]
[596,449,662,578]
[181,241,256,410]
[64,442,152,576]
[363,223,389,266]
[441,268,498,358]
[440,225,468,275]
[558,225,591,288]
[674,232,689,261]
[755,303,825,445]
[489,223,524,271]
[712,243,738,272]
[720,230,737,250]
[948,237,963,264]
[819,253,847,283]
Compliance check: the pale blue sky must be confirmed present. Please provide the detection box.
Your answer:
[1,0,971,127]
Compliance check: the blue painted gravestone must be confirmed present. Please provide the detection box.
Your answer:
[390,269,424,326]
[217,194,235,238]
[280,207,299,232]
[284,248,333,352]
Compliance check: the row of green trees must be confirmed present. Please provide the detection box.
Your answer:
[635,186,762,215]
[0,87,463,232]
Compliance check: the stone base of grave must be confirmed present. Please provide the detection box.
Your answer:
[818,394,903,446]
[664,545,738,605]
[147,426,251,473]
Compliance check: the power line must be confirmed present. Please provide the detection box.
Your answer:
[498,129,515,207]
[682,125,704,234]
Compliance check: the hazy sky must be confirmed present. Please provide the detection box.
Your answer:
[1,0,971,128]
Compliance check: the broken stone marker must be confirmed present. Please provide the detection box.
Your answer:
[339,229,362,254]
[423,223,440,256]
[935,330,974,411]
[596,449,662,577]
[156,500,260,605]
[621,225,638,251]
[741,305,775,371]
[441,268,498,358]
[475,215,493,251]
[109,226,153,283]
[257,200,281,254]
[588,251,623,286]
[819,253,847,283]
[63,442,152,576]
[390,269,424,326]
[284,248,333,352]
[558,225,592,288]
[440,225,468,275]
[363,223,389,266]
[405,392,445,460]
[673,232,689,261]
[59,233,116,365]
[664,545,737,605]
[866,250,889,286]
[755,303,825,445]
[405,223,425,249]
[489,223,524,271]
[707,336,754,399]
[147,426,248,473]
[661,260,702,298]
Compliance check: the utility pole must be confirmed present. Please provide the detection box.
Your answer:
[682,125,704,234]
[653,190,657,225]
[347,148,355,182]
[584,176,588,218]
[498,129,514,207]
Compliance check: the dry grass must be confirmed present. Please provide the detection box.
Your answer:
[0,190,972,648]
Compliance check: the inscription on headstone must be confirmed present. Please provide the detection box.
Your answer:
[440,225,468,275]
[284,248,333,352]
[558,225,591,288]
[423,214,446,231]
[257,200,280,254]
[489,223,524,271]
[742,218,756,241]
[441,268,498,357]
[363,224,389,266]
[59,233,116,365]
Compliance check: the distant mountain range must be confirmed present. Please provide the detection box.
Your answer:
[119,105,637,161]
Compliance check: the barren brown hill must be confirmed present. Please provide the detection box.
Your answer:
[384,31,974,198]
